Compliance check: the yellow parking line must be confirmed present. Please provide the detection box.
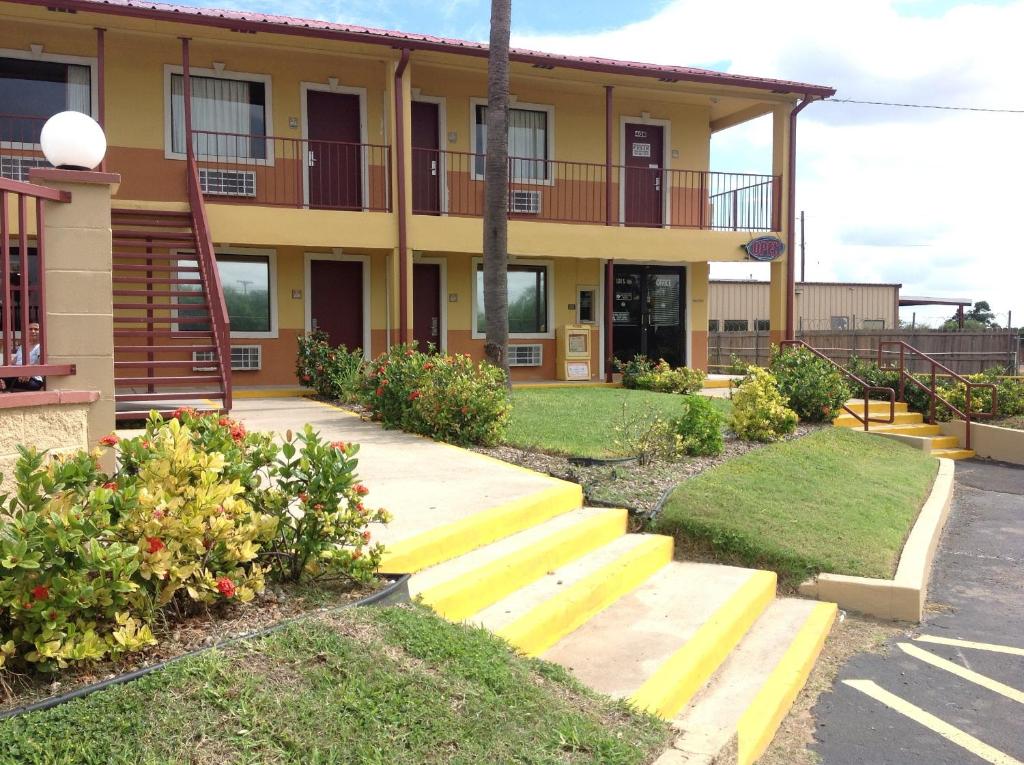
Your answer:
[899,643,1024,704]
[917,635,1024,657]
[843,679,1023,765]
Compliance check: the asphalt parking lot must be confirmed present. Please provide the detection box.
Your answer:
[812,460,1024,765]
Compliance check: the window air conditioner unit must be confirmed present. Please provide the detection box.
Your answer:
[509,189,541,214]
[192,345,262,372]
[508,344,543,367]
[199,168,256,197]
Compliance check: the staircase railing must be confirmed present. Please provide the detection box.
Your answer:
[186,153,233,412]
[780,339,896,430]
[877,340,997,450]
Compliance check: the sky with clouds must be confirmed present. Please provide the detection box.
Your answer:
[182,0,1022,328]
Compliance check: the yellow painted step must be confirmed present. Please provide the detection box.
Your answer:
[863,423,942,437]
[379,482,582,574]
[929,435,961,450]
[833,412,923,428]
[842,399,909,414]
[630,569,778,719]
[931,448,976,460]
[417,507,628,621]
[490,534,675,656]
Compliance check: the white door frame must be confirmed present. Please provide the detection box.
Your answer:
[300,82,369,210]
[303,250,372,359]
[606,260,691,368]
[411,92,449,214]
[619,116,672,228]
[412,254,448,351]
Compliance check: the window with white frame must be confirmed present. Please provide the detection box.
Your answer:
[179,254,274,335]
[576,286,597,324]
[475,263,549,335]
[474,103,550,181]
[169,72,268,159]
[0,56,91,144]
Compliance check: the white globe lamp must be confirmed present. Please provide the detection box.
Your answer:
[40,111,107,171]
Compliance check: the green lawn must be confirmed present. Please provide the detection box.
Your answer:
[507,387,731,459]
[654,428,939,587]
[0,606,669,765]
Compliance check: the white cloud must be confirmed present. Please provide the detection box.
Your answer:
[515,0,1024,329]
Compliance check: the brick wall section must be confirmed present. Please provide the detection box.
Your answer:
[0,391,98,494]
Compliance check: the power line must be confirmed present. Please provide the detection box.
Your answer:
[824,97,1024,114]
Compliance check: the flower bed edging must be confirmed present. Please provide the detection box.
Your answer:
[0,574,411,721]
[798,458,955,622]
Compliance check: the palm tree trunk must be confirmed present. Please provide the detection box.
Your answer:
[483,0,511,382]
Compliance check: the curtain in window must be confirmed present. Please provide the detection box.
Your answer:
[65,64,91,114]
[171,74,262,159]
[475,106,548,181]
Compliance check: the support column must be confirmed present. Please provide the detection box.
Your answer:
[392,50,413,344]
[30,168,120,469]
[689,262,709,372]
[770,105,792,343]
[605,85,613,226]
[769,260,788,348]
[96,28,106,171]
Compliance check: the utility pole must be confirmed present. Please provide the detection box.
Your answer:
[800,210,806,282]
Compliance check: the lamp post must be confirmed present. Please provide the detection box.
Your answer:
[39,111,107,171]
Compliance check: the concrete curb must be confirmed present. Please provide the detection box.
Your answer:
[798,458,956,622]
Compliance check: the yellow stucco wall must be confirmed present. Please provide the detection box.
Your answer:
[0,402,91,494]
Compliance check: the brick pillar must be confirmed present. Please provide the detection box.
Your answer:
[29,168,120,467]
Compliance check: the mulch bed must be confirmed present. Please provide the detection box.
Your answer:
[475,423,826,521]
[0,578,388,714]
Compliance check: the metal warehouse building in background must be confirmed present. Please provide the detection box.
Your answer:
[709,280,902,332]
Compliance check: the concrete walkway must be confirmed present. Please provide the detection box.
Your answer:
[230,397,566,550]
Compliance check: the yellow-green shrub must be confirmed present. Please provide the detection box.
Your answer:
[731,368,799,442]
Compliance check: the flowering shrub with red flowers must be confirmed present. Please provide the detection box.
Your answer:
[362,344,510,446]
[0,411,387,673]
[296,329,365,402]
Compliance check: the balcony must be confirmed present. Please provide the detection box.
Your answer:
[412,148,780,232]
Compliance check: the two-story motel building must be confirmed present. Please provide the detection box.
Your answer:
[0,0,835,417]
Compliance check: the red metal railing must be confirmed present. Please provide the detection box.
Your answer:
[411,148,780,231]
[780,339,896,429]
[0,114,49,182]
[186,155,232,411]
[878,341,997,450]
[0,175,75,387]
[191,130,391,212]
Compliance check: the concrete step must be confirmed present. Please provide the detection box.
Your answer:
[474,533,674,656]
[857,422,942,437]
[667,599,836,765]
[833,411,923,428]
[929,435,962,449]
[410,506,627,621]
[542,561,777,719]
[842,399,909,414]
[931,447,976,460]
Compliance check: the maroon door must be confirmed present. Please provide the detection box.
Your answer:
[306,91,362,210]
[310,259,363,351]
[412,101,441,214]
[624,123,664,227]
[413,263,441,351]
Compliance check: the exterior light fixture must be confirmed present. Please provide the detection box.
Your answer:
[40,111,107,171]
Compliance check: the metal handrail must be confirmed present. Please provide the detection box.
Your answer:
[878,340,998,450]
[186,153,232,412]
[780,340,896,430]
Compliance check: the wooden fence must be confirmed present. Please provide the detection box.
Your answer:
[709,329,1021,375]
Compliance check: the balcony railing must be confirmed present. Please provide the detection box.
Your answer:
[191,130,391,212]
[412,148,780,231]
[0,114,49,183]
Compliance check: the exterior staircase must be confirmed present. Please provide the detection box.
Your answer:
[111,206,230,421]
[832,399,975,460]
[395,499,836,765]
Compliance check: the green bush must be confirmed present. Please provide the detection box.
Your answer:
[730,368,798,442]
[611,403,677,466]
[943,369,1024,419]
[0,412,387,672]
[673,395,724,456]
[617,356,705,394]
[362,345,511,446]
[296,330,365,402]
[770,346,852,422]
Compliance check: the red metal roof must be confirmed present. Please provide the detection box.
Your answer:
[11,0,836,97]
